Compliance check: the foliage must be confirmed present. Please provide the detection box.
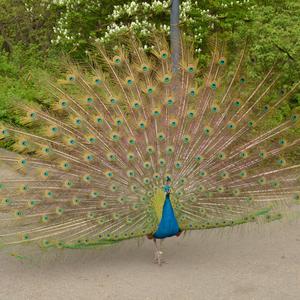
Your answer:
[50,0,254,53]
[0,0,57,51]
[233,1,300,112]
[0,0,299,127]
[0,39,63,147]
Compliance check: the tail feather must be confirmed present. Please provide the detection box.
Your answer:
[0,34,299,249]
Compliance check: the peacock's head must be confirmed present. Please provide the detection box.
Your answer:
[164,176,171,194]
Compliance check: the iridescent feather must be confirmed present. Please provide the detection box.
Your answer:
[0,35,299,250]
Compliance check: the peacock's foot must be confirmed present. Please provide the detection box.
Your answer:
[153,251,167,266]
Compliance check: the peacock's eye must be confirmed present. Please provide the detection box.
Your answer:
[263,105,269,112]
[127,78,134,85]
[68,75,75,81]
[189,89,196,96]
[146,146,155,154]
[127,170,135,177]
[110,98,118,104]
[113,56,121,64]
[147,87,154,94]
[113,135,118,140]
[167,98,174,106]
[195,155,204,162]
[142,65,149,72]
[139,122,146,129]
[3,198,11,205]
[133,102,140,109]
[187,65,195,73]
[210,82,217,90]
[291,114,299,122]
[199,170,207,177]
[153,173,160,180]
[227,122,235,129]
[21,140,28,146]
[175,161,182,169]
[116,119,123,126]
[106,171,113,178]
[159,158,166,166]
[187,111,195,118]
[1,129,9,135]
[96,117,103,124]
[248,120,254,127]
[163,75,171,84]
[279,138,286,146]
[85,175,91,181]
[219,59,225,65]
[170,120,177,127]
[158,133,165,141]
[211,105,219,112]
[182,135,190,144]
[129,139,135,145]
[161,51,168,59]
[143,178,150,184]
[127,153,134,161]
[143,162,151,169]
[234,100,241,107]
[86,155,93,161]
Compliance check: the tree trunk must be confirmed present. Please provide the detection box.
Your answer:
[170,0,180,74]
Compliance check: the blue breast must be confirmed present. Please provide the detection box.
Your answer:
[153,194,180,239]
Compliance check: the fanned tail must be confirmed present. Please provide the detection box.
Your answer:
[0,34,299,249]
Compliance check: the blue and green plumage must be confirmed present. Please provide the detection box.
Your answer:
[153,194,180,239]
[0,33,299,251]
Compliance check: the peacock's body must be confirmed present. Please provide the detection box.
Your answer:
[0,33,300,264]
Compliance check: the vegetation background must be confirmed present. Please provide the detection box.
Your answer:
[0,0,299,127]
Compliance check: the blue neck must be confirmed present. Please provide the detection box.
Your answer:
[153,193,180,239]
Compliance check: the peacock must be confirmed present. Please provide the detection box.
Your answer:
[0,1,300,266]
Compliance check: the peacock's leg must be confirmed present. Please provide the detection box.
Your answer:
[153,238,159,264]
[153,238,165,266]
